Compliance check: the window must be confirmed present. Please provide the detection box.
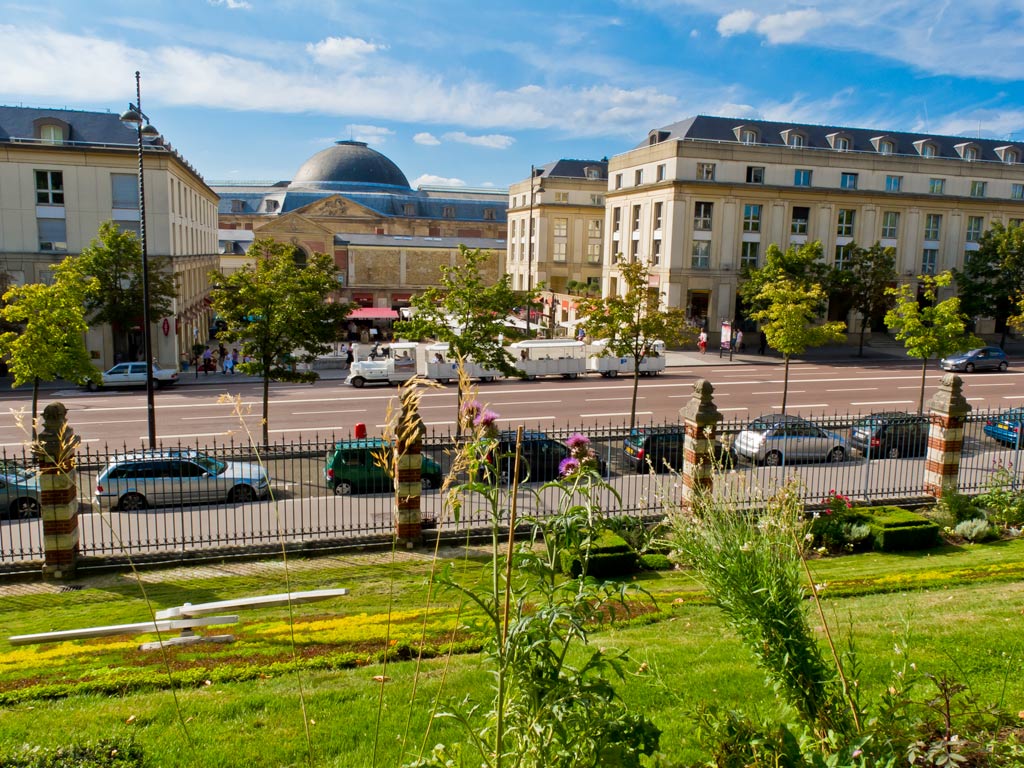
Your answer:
[835,136,850,152]
[612,207,621,233]
[590,194,604,205]
[230,199,245,213]
[266,199,280,213]
[35,170,64,205]
[1003,149,1019,165]
[652,238,662,265]
[554,191,569,203]
[794,169,812,187]
[746,166,764,184]
[1013,184,1024,200]
[789,133,805,148]
[970,180,987,198]
[743,204,762,233]
[614,174,623,190]
[587,243,602,264]
[37,218,67,251]
[483,208,495,220]
[634,169,643,186]
[694,202,713,231]
[38,124,64,144]
[924,214,942,241]
[588,219,602,238]
[966,216,983,243]
[929,178,945,195]
[1011,219,1024,229]
[553,242,567,262]
[553,217,567,237]
[879,140,895,155]
[840,172,858,190]
[963,146,978,161]
[631,204,641,231]
[697,163,716,181]
[741,129,757,145]
[111,173,138,209]
[653,202,663,230]
[881,211,900,239]
[791,206,810,235]
[740,241,759,269]
[443,206,455,218]
[691,240,710,269]
[835,243,853,269]
[885,175,902,192]
[656,164,666,182]
[629,237,639,262]
[114,220,141,237]
[920,143,936,158]
[584,166,601,180]
[837,209,855,237]
[921,248,938,275]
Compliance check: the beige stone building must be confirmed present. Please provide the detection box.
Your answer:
[0,106,219,369]
[214,141,507,314]
[603,115,1024,337]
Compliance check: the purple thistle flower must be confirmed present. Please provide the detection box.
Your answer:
[566,433,590,451]
[474,409,499,428]
[460,399,483,418]
[559,456,581,477]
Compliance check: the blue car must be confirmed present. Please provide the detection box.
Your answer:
[939,346,1008,373]
[983,407,1024,447]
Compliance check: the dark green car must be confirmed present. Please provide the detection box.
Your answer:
[323,438,443,495]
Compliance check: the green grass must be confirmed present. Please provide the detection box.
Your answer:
[1,539,1024,766]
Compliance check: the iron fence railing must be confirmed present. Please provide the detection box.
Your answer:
[1,410,1021,569]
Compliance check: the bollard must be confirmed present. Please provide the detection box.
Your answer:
[32,403,81,579]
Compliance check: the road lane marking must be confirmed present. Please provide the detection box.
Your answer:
[851,400,913,406]
[719,407,750,412]
[579,411,654,418]
[290,410,368,416]
[752,390,804,395]
[769,403,829,409]
[826,388,877,392]
[585,397,644,402]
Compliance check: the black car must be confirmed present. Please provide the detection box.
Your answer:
[486,431,607,484]
[622,427,735,473]
[848,412,928,459]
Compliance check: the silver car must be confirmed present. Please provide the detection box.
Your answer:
[733,414,847,466]
[94,450,270,511]
[86,362,179,391]
[0,463,40,519]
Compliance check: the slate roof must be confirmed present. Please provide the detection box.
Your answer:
[0,105,138,145]
[290,141,411,190]
[535,159,608,180]
[334,233,505,250]
[640,115,1023,163]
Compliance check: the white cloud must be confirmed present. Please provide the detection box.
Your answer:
[208,0,251,10]
[756,9,825,44]
[344,124,394,145]
[716,10,757,37]
[413,132,441,146]
[442,131,515,149]
[306,36,380,65]
[413,174,466,187]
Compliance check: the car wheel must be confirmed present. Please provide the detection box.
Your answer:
[999,361,1008,371]
[228,484,256,503]
[87,380,99,392]
[608,370,618,378]
[119,492,148,511]
[10,497,40,519]
[827,446,846,463]
[333,480,354,496]
[885,445,901,459]
[481,376,494,383]
[763,450,783,467]
[965,363,975,373]
[351,377,365,388]
[437,378,450,385]
[421,475,436,491]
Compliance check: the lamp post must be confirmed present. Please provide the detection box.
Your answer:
[525,166,544,339]
[120,71,160,450]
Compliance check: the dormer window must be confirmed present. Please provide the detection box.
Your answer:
[647,130,670,146]
[230,199,245,213]
[442,206,455,218]
[403,203,416,216]
[780,128,807,148]
[483,208,495,220]
[871,135,896,155]
[956,142,980,162]
[914,140,937,158]
[995,146,1020,164]
[732,124,759,145]
[827,132,852,152]
[790,134,804,148]
[265,199,279,213]
[584,166,602,180]
[33,118,69,144]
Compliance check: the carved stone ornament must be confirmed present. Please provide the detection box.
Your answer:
[34,402,80,468]
[926,374,971,418]
[678,379,723,426]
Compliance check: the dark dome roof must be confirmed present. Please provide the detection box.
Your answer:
[289,140,410,190]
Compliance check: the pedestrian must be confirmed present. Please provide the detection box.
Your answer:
[223,352,234,375]
[231,348,239,372]
[345,344,354,368]
[698,329,707,355]
[735,329,744,352]
[201,346,213,375]
[352,341,360,363]
[758,330,767,355]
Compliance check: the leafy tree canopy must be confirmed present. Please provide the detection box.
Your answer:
[828,242,897,355]
[953,220,1024,345]
[739,240,831,315]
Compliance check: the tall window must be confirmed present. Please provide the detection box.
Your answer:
[442,206,455,218]
[553,242,567,262]
[879,139,895,155]
[740,241,759,269]
[697,163,716,181]
[970,180,987,198]
[1013,184,1024,201]
[834,136,850,151]
[929,178,945,195]
[656,164,666,182]
[37,218,67,251]
[743,204,762,233]
[653,201,663,230]
[588,219,602,238]
[924,214,942,240]
[835,243,853,269]
[35,170,64,205]
[741,129,757,145]
[612,207,621,234]
[885,175,902,192]
[920,143,936,158]
[794,169,812,187]
[881,211,900,239]
[590,194,604,205]
[587,243,602,264]
[840,172,858,190]
[111,174,138,209]
[963,146,978,161]
[631,205,641,231]
[791,206,809,235]
[694,202,713,231]
[553,217,568,237]
[966,216,984,243]
[691,240,710,269]
[921,249,938,275]
[614,173,622,190]
[837,209,855,237]
[634,169,643,186]
[652,238,662,265]
[789,134,805,148]
[554,191,569,203]
[746,166,764,184]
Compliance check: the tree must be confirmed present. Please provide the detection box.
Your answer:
[884,272,981,414]
[750,279,846,414]
[74,222,178,361]
[0,259,99,436]
[739,241,831,316]
[828,243,897,356]
[954,221,1024,347]
[393,246,524,431]
[577,258,695,429]
[208,238,350,445]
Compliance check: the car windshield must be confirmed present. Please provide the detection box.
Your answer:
[191,454,227,476]
[747,418,785,432]
[0,463,33,480]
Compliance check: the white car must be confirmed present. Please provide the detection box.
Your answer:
[86,362,179,391]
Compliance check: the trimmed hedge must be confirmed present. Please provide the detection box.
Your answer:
[560,531,639,578]
[864,505,940,552]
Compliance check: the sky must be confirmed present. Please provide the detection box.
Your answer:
[2,0,1024,190]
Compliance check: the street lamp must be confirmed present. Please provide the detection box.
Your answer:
[119,71,160,450]
[525,166,544,339]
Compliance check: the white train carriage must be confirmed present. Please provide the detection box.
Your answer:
[586,339,667,377]
[424,343,503,384]
[510,339,587,380]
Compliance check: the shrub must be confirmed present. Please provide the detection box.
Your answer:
[865,506,940,552]
[954,517,995,543]
[931,491,981,527]
[603,515,671,555]
[0,737,145,767]
[638,552,673,571]
[560,530,639,578]
[808,492,871,553]
[974,461,1024,530]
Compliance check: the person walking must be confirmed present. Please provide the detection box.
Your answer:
[735,329,744,352]
[201,346,213,375]
[758,329,767,355]
[698,329,708,354]
[345,344,354,368]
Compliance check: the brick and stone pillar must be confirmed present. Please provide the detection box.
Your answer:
[394,386,427,545]
[924,374,971,499]
[678,379,723,508]
[32,403,80,579]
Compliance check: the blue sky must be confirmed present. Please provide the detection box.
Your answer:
[2,0,1023,189]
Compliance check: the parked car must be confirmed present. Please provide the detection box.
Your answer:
[86,362,179,391]
[983,407,1024,447]
[0,462,40,519]
[93,450,270,511]
[849,412,928,459]
[485,430,607,484]
[939,346,1008,373]
[622,427,735,473]
[323,438,442,495]
[733,414,847,466]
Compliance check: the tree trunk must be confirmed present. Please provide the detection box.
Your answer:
[857,317,867,357]
[31,377,40,442]
[629,358,641,431]
[781,355,791,415]
[262,360,271,447]
[918,358,928,415]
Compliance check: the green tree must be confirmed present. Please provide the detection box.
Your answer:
[884,272,981,414]
[953,221,1024,347]
[394,246,524,431]
[750,280,846,414]
[74,222,178,361]
[208,238,350,445]
[0,259,99,435]
[577,258,695,429]
[828,242,897,356]
[739,240,831,316]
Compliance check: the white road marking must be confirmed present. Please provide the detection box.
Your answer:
[579,411,654,418]
[719,407,750,412]
[290,410,368,416]
[826,388,877,392]
[769,403,829,409]
[585,397,643,402]
[752,390,804,395]
[851,400,914,406]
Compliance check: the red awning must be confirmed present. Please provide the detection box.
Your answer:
[347,307,399,320]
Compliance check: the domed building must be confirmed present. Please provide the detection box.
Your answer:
[213,140,508,312]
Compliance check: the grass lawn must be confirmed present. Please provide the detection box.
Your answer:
[1,539,1023,766]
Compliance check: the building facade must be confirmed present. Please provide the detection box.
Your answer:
[214,141,508,310]
[0,106,219,369]
[603,115,1024,333]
